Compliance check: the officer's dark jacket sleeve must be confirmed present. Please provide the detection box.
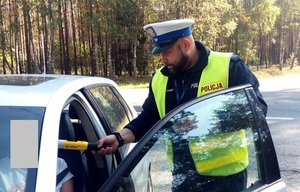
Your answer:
[124,77,161,142]
[229,54,268,115]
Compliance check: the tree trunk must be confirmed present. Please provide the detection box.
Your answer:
[22,0,32,73]
[70,0,77,75]
[290,25,300,70]
[63,0,71,74]
[0,0,6,74]
[132,41,137,77]
[47,0,55,74]
[58,0,65,74]
[108,38,113,79]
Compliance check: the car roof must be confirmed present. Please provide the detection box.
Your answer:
[0,74,117,107]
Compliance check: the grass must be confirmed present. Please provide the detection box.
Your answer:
[251,65,300,79]
[115,76,151,89]
[116,65,300,89]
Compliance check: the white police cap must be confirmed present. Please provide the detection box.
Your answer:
[143,19,195,54]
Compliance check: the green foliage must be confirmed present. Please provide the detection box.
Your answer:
[192,0,235,48]
[0,0,298,76]
[251,0,281,35]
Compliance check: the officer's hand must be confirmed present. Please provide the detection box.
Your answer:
[94,135,119,155]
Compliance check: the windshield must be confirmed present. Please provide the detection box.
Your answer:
[0,106,45,192]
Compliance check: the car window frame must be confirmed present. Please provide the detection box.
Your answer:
[58,91,129,190]
[82,85,137,158]
[59,94,116,190]
[82,85,134,133]
[99,84,282,192]
[244,88,281,183]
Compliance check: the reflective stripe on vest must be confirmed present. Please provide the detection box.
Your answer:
[152,51,248,176]
[189,129,248,176]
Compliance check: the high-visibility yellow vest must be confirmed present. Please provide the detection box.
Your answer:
[152,51,230,118]
[152,51,249,176]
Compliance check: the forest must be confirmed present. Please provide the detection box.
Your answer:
[0,0,299,79]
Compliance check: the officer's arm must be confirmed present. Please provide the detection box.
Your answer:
[123,76,161,142]
[228,55,268,116]
[119,128,135,144]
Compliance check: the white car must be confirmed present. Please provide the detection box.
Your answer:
[0,74,287,192]
[0,74,151,192]
[98,84,287,192]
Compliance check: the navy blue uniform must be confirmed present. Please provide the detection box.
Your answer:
[125,41,267,141]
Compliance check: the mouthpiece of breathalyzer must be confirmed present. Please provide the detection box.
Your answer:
[58,140,99,151]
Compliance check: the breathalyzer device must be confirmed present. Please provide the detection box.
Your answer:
[58,140,100,150]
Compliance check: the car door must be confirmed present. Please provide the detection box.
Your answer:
[57,84,147,192]
[82,85,136,155]
[82,85,151,191]
[99,84,287,192]
[57,93,112,192]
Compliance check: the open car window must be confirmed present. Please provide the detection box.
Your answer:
[100,85,283,192]
[0,107,44,192]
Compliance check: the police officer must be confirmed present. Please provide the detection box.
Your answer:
[96,18,267,191]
